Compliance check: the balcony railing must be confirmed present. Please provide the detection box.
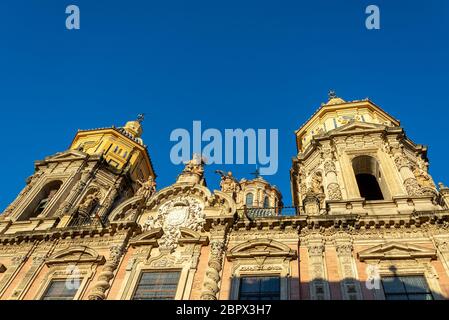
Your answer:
[67,213,110,228]
[237,206,300,219]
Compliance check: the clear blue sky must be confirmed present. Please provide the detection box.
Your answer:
[0,0,448,211]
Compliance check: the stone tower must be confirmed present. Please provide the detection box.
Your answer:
[290,91,449,300]
[290,91,441,217]
[0,116,156,233]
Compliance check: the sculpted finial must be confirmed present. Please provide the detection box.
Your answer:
[250,167,261,179]
[328,89,337,100]
[137,113,145,123]
[216,170,240,194]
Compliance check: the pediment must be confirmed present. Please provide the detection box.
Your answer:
[358,242,437,261]
[129,227,208,247]
[130,228,163,246]
[46,246,105,265]
[330,121,387,134]
[227,239,297,260]
[43,149,89,163]
[109,196,143,222]
[178,227,208,245]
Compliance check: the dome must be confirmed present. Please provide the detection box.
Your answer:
[123,120,142,138]
[123,114,145,138]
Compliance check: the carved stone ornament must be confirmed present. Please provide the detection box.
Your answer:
[323,161,336,175]
[394,153,412,170]
[217,171,240,194]
[303,194,321,216]
[403,177,436,197]
[336,244,352,256]
[309,172,324,195]
[78,190,102,216]
[144,196,205,252]
[200,239,226,300]
[413,166,436,190]
[88,243,125,300]
[308,245,324,257]
[136,176,157,199]
[320,146,334,160]
[327,183,343,200]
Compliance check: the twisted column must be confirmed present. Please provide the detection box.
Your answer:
[88,244,125,300]
[200,239,225,300]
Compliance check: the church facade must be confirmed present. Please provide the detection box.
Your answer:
[1,93,449,300]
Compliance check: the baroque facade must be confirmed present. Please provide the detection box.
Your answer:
[1,93,449,300]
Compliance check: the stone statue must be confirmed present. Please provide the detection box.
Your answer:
[136,176,157,199]
[309,172,324,195]
[413,166,435,189]
[216,170,240,193]
[183,155,205,176]
[176,154,207,184]
[79,191,101,216]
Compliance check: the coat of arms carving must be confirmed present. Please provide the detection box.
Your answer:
[143,196,205,252]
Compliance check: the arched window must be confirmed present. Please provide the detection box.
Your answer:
[245,193,254,207]
[352,156,387,200]
[263,196,270,208]
[18,180,63,221]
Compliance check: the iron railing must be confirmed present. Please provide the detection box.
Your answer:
[67,213,110,228]
[237,206,300,219]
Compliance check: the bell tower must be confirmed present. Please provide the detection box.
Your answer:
[290,91,442,216]
[0,116,156,233]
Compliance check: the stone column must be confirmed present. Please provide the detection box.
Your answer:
[9,254,47,300]
[56,171,92,217]
[200,225,227,300]
[335,241,362,300]
[305,238,330,300]
[390,146,422,196]
[321,142,343,201]
[96,182,121,219]
[324,161,343,201]
[88,244,126,300]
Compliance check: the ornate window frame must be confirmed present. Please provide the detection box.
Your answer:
[119,228,207,300]
[34,246,105,300]
[36,266,92,300]
[357,242,444,300]
[125,266,186,300]
[227,239,297,300]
